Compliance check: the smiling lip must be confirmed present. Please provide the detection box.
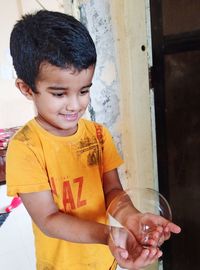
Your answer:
[61,113,79,121]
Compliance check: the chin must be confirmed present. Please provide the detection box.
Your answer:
[61,123,78,131]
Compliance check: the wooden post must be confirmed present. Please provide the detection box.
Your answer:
[110,0,156,191]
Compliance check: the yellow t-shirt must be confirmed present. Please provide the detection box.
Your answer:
[6,118,123,270]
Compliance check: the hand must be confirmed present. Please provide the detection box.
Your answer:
[107,189,181,268]
[125,212,181,248]
[108,226,162,270]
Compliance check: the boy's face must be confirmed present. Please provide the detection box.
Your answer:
[20,63,95,136]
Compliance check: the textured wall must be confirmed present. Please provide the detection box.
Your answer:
[79,0,123,158]
[74,0,155,193]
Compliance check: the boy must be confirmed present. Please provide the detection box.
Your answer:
[6,10,180,270]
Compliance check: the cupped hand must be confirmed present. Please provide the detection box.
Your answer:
[108,226,162,270]
[124,212,181,248]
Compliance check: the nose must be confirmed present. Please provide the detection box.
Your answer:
[65,95,80,111]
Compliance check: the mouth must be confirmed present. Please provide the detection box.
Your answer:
[61,112,79,121]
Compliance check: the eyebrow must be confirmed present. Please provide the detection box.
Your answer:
[47,83,93,91]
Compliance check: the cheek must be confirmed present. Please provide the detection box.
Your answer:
[81,95,90,108]
[36,96,60,113]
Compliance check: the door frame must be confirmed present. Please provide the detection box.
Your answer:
[150,0,200,268]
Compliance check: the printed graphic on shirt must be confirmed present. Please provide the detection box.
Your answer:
[94,123,104,149]
[77,135,101,166]
[62,176,87,212]
[50,177,58,196]
[50,176,87,213]
[72,123,104,167]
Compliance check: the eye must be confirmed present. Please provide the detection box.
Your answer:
[80,88,90,95]
[52,92,64,97]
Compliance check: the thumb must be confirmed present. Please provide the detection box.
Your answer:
[119,249,129,259]
[166,222,181,234]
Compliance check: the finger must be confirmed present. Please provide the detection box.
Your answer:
[145,215,181,235]
[147,247,162,259]
[118,248,163,269]
[156,216,181,234]
[142,236,159,247]
[165,222,181,234]
[148,230,169,247]
[145,237,161,247]
[146,247,163,264]
[163,229,171,241]
[125,248,151,269]
[114,247,150,269]
[119,248,129,260]
[131,248,162,268]
[142,226,164,247]
[113,246,129,261]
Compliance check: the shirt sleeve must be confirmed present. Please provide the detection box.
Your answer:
[101,126,123,173]
[6,139,51,197]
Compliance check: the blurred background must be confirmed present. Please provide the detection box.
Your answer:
[0,1,200,269]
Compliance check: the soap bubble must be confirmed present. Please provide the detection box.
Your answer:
[107,188,172,250]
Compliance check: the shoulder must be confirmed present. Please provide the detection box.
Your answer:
[81,118,108,131]
[7,119,45,162]
[11,119,40,146]
[6,120,47,174]
[80,118,112,146]
[80,118,110,136]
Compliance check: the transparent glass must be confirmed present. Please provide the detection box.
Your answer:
[107,188,172,249]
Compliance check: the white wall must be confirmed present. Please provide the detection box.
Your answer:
[0,1,34,128]
[0,185,35,270]
[0,0,65,129]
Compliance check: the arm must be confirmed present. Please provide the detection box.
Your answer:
[103,169,163,269]
[103,168,124,208]
[19,190,109,244]
[103,170,181,245]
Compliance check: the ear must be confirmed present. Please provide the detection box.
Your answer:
[15,79,34,100]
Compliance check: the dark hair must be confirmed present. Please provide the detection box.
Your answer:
[10,10,97,92]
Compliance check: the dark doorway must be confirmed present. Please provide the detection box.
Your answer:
[150,1,200,269]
